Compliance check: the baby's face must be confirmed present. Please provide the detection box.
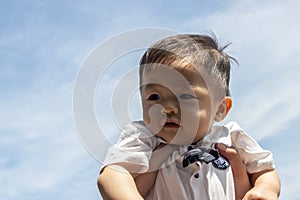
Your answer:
[140,65,219,145]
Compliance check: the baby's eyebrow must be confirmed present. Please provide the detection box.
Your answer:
[180,83,197,91]
[140,83,162,94]
[183,83,194,89]
[141,83,156,90]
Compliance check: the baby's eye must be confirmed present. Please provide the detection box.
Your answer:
[180,93,196,100]
[147,94,160,101]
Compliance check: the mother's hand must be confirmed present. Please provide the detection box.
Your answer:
[216,144,251,200]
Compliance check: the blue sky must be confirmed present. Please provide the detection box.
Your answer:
[1,0,300,199]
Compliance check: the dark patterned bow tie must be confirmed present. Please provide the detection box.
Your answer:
[182,146,230,170]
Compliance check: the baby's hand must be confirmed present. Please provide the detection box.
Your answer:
[216,144,251,200]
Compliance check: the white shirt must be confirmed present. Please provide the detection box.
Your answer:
[103,121,274,200]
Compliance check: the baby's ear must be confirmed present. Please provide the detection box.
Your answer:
[214,97,232,122]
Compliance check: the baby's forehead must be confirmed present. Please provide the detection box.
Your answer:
[141,64,209,86]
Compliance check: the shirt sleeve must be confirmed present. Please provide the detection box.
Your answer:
[226,121,275,174]
[102,121,159,174]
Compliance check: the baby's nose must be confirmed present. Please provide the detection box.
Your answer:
[161,101,179,114]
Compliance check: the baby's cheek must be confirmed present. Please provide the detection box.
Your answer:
[144,104,166,135]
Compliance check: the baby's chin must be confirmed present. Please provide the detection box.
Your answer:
[145,123,205,145]
[157,132,201,145]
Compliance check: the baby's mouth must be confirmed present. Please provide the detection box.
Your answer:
[163,121,180,128]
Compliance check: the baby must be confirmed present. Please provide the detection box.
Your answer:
[98,33,280,199]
